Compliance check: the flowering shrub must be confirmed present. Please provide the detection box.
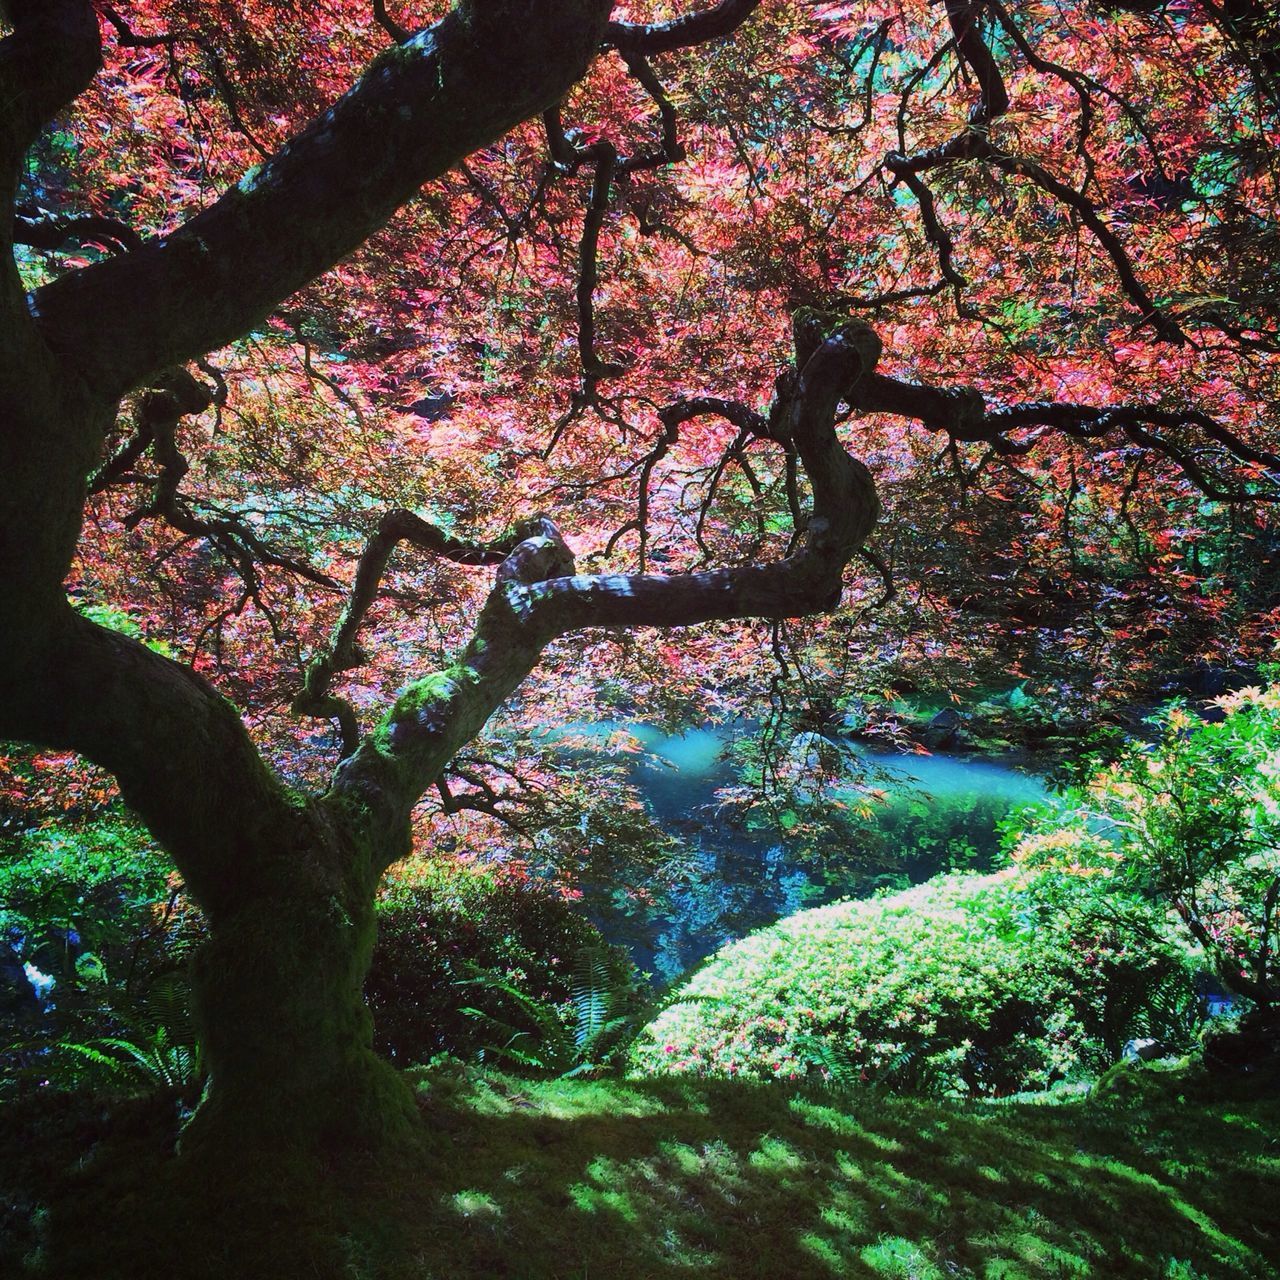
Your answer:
[633,871,1195,1096]
[1008,686,1280,1017]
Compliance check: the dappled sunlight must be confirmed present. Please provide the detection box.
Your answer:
[392,1067,1280,1278]
[2,1058,1275,1277]
[446,1189,504,1221]
[859,1236,946,1279]
[1067,1154,1256,1265]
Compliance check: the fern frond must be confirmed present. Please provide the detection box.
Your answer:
[571,947,616,1048]
[55,1040,139,1084]
[795,1033,859,1089]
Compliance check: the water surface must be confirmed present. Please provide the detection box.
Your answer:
[542,722,1048,983]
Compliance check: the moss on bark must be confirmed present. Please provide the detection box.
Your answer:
[183,884,420,1157]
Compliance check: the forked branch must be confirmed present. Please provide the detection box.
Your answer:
[296,512,570,756]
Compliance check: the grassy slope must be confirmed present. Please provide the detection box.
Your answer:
[1,1063,1276,1280]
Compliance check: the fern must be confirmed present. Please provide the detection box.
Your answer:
[459,948,720,1078]
[98,1029,200,1090]
[571,947,616,1050]
[794,1033,860,1089]
[54,1039,143,1085]
[6,969,204,1094]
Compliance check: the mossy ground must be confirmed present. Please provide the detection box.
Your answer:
[1,1062,1276,1279]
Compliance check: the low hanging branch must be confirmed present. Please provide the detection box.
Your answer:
[326,312,882,867]
[107,369,342,597]
[601,396,780,567]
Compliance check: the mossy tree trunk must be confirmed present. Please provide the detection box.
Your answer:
[182,833,420,1154]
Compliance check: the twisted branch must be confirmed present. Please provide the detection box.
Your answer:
[295,512,568,756]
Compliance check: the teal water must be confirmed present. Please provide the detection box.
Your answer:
[542,723,1049,983]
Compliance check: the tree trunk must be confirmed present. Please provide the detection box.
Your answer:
[0,361,423,1158]
[181,826,420,1157]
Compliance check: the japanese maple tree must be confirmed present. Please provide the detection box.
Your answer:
[2,0,1278,1157]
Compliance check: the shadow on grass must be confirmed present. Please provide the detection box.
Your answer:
[2,1065,1277,1279]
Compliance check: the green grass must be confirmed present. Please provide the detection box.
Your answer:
[1,1062,1276,1279]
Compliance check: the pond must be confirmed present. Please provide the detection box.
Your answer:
[543,722,1049,984]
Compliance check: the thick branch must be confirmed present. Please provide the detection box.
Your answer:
[577,141,622,381]
[30,0,613,401]
[372,0,412,44]
[854,372,990,438]
[328,317,881,865]
[944,0,1008,121]
[605,0,761,55]
[1,609,298,921]
[0,1,100,165]
[658,396,773,439]
[617,51,685,173]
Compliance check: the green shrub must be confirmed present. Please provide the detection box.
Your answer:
[1007,686,1280,1017]
[632,871,1197,1096]
[367,860,630,1065]
[0,814,175,983]
[1,812,202,1096]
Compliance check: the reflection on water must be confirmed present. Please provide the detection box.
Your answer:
[542,723,1049,984]
[624,724,727,776]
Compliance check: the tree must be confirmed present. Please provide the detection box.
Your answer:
[2,0,1277,1158]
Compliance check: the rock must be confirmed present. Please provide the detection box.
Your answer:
[403,390,455,421]
[1,941,39,1021]
[1204,1014,1280,1076]
[923,707,964,749]
[787,731,828,773]
[1092,1060,1162,1104]
[1122,1038,1165,1063]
